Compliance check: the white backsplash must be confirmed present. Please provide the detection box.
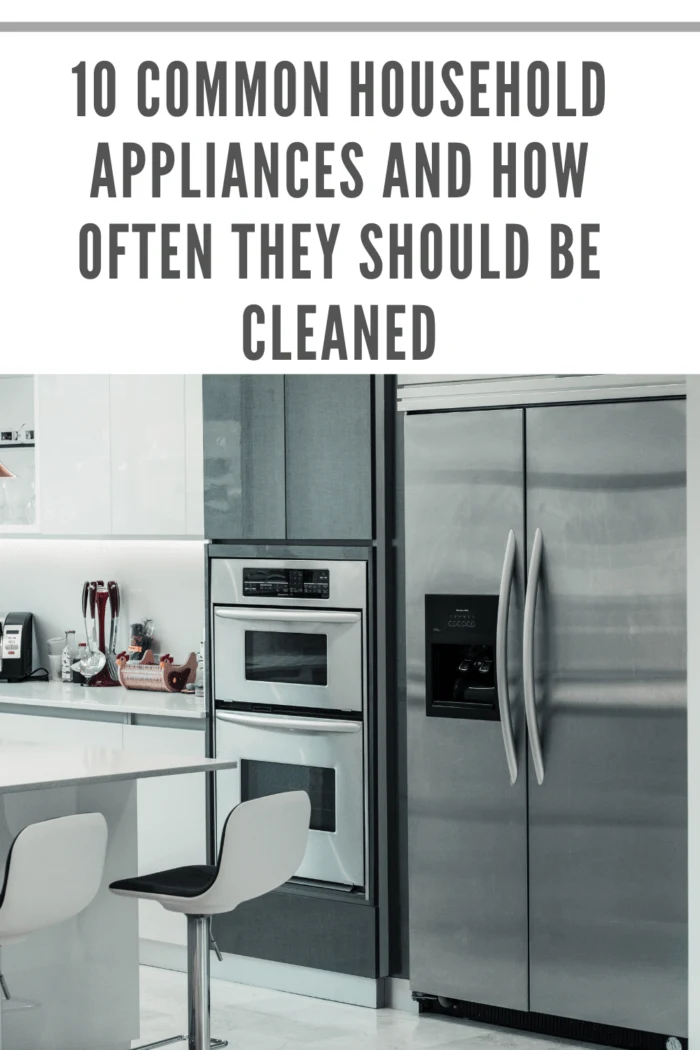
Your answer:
[0,539,205,671]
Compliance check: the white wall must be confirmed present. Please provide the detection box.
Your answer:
[688,377,699,1040]
[0,538,205,669]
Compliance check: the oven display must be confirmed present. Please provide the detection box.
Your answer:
[243,567,330,599]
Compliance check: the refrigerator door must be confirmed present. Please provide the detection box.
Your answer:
[526,399,687,1035]
[405,408,529,1011]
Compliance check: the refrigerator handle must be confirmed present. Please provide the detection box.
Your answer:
[523,527,546,785]
[496,529,518,785]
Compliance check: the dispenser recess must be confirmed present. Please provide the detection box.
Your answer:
[425,594,500,720]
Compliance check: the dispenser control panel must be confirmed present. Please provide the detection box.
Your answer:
[425,594,500,721]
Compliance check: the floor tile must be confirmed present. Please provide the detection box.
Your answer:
[133,967,594,1050]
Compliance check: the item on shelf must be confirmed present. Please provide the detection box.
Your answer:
[128,620,154,661]
[47,636,64,682]
[61,630,77,683]
[116,650,197,693]
[195,632,205,698]
[73,643,87,683]
[0,613,35,682]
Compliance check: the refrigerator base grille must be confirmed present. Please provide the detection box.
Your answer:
[414,994,687,1050]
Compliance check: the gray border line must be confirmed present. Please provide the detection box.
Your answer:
[0,21,698,32]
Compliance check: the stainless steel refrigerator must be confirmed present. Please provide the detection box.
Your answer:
[404,398,687,1042]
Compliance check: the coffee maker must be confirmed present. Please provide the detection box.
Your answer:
[0,613,34,681]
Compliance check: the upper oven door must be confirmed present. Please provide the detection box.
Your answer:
[214,606,364,713]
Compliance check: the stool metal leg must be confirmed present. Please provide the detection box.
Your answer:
[188,915,210,1050]
[130,915,227,1050]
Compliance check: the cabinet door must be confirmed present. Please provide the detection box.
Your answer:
[36,375,112,535]
[285,376,373,541]
[110,375,187,535]
[203,375,285,540]
[122,723,206,946]
[0,711,123,747]
[184,375,204,536]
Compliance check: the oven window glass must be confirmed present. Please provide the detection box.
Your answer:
[244,631,328,686]
[241,760,336,832]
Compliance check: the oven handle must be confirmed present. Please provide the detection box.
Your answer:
[216,712,362,733]
[214,608,361,625]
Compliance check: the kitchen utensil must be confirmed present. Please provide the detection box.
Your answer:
[81,581,90,647]
[81,582,106,679]
[79,581,95,678]
[106,581,119,681]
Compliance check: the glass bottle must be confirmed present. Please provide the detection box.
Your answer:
[62,630,77,683]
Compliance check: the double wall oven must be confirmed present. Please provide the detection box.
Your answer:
[212,558,368,891]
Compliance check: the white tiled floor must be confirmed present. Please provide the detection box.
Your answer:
[135,966,589,1050]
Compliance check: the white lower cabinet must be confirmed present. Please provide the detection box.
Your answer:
[121,723,207,947]
[0,711,123,747]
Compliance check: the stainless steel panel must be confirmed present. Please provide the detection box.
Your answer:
[216,712,365,888]
[526,399,687,1035]
[406,408,528,1010]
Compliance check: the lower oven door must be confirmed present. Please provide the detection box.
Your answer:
[216,711,365,890]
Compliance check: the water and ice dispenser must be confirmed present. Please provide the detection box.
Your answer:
[425,595,500,720]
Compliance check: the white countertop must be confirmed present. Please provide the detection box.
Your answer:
[0,738,235,792]
[0,680,206,719]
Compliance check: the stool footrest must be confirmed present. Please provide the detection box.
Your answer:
[131,1037,228,1050]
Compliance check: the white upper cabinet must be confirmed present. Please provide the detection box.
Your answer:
[110,375,188,536]
[36,375,112,535]
[34,375,203,537]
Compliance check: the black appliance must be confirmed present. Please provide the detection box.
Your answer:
[0,612,34,681]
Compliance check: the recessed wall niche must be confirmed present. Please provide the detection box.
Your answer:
[0,375,37,531]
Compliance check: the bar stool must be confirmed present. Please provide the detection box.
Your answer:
[0,813,108,1001]
[110,790,311,1050]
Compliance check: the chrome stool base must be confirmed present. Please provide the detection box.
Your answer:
[132,1038,228,1050]
[131,916,228,1050]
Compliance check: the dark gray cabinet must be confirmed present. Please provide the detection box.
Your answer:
[203,375,286,540]
[203,375,374,542]
[285,376,373,541]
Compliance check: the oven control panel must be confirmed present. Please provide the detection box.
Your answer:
[243,567,330,599]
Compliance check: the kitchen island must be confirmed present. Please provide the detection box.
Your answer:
[0,739,236,1050]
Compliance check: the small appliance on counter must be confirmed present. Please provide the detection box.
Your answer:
[0,612,34,681]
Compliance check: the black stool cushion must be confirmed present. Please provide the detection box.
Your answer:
[110,864,218,899]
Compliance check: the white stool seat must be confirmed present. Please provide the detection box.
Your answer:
[111,790,311,915]
[110,791,311,1050]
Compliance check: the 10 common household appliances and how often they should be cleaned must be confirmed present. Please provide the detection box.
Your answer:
[78,59,603,359]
